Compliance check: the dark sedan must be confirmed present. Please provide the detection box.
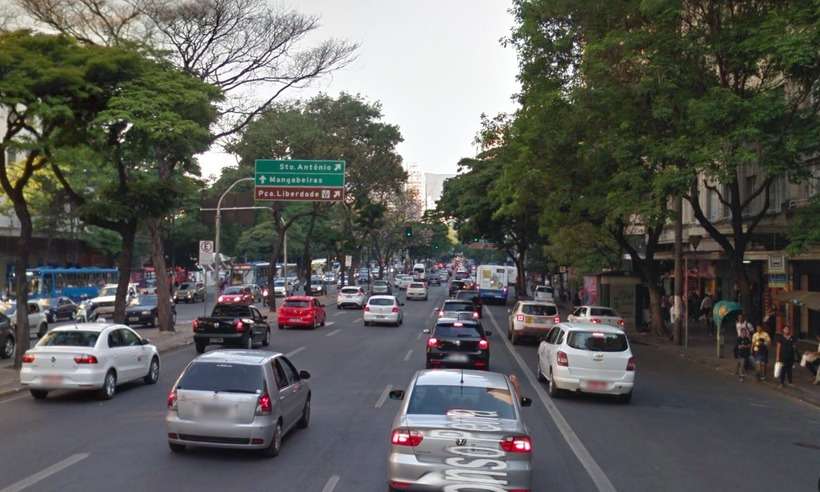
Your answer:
[423,320,491,370]
[453,289,483,318]
[125,295,176,327]
[45,297,78,322]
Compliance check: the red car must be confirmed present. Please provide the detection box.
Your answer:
[278,296,327,330]
[217,286,254,305]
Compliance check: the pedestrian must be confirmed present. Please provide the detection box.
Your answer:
[735,314,753,338]
[775,325,797,388]
[752,324,771,381]
[700,293,714,334]
[660,295,670,327]
[734,327,752,382]
[800,335,820,385]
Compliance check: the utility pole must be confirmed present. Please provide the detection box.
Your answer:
[214,177,254,281]
[673,196,683,345]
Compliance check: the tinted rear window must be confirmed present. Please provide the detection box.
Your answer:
[443,302,474,312]
[409,283,425,288]
[522,304,557,315]
[567,331,628,352]
[223,287,243,294]
[178,362,264,393]
[211,305,251,317]
[590,308,617,317]
[369,298,394,306]
[434,324,483,338]
[283,300,310,308]
[179,284,192,290]
[38,331,99,347]
[407,385,515,419]
[341,288,360,294]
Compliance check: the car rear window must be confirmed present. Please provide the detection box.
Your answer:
[369,298,394,306]
[434,324,483,338]
[341,287,360,294]
[522,304,557,316]
[535,286,553,294]
[407,385,515,419]
[178,362,264,393]
[283,300,310,308]
[179,284,191,290]
[443,302,474,312]
[223,287,243,294]
[567,331,629,352]
[211,304,251,317]
[38,331,99,347]
[409,283,425,289]
[590,307,617,317]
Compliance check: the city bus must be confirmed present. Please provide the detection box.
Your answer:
[22,267,119,302]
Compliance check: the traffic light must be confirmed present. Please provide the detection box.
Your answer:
[404,226,413,238]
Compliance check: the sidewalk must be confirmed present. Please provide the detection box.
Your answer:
[630,327,820,409]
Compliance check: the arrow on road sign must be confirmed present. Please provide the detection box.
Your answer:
[259,175,267,184]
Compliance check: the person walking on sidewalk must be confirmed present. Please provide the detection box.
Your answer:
[752,324,771,381]
[775,325,797,388]
[801,335,820,385]
[700,293,714,335]
[735,314,753,338]
[734,327,752,382]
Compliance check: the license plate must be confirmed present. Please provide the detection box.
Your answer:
[585,381,607,390]
[209,338,224,343]
[377,315,386,319]
[43,375,63,385]
[128,317,139,322]
[525,316,534,323]
[448,354,469,363]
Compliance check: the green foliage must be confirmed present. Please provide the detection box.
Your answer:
[787,196,820,255]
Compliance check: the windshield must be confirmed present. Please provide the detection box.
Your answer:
[38,331,99,347]
[284,300,310,308]
[442,302,474,312]
[137,296,158,306]
[433,324,483,338]
[178,362,264,393]
[369,298,394,306]
[211,305,250,317]
[407,385,515,419]
[536,286,553,294]
[341,288,360,294]
[590,308,618,317]
[223,287,244,294]
[179,283,191,290]
[409,283,425,289]
[567,331,629,352]
[274,280,285,287]
[522,304,557,316]
[98,287,117,296]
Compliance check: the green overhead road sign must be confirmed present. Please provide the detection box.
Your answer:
[254,159,346,202]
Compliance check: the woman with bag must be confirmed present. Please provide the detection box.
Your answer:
[775,325,797,388]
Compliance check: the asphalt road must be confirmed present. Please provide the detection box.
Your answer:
[0,284,818,492]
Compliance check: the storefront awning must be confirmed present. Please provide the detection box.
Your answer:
[775,290,820,311]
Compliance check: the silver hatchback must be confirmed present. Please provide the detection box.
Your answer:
[387,370,533,491]
[166,350,311,457]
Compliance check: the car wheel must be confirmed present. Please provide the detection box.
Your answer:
[620,392,633,404]
[547,369,561,398]
[321,317,326,327]
[144,357,160,385]
[364,321,370,327]
[1,336,14,359]
[510,330,519,345]
[30,389,48,400]
[425,361,432,369]
[99,370,117,400]
[278,324,285,330]
[262,329,270,347]
[195,342,206,354]
[169,442,186,453]
[246,334,254,350]
[297,397,311,429]
[262,421,283,458]
[537,364,546,382]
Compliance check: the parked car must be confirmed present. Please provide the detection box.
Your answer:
[217,286,254,305]
[387,370,533,491]
[175,282,205,303]
[406,282,428,301]
[20,323,160,400]
[43,297,78,323]
[193,304,271,353]
[507,301,560,345]
[423,320,491,370]
[363,295,403,326]
[567,305,625,328]
[0,312,14,359]
[278,296,326,330]
[336,286,366,310]
[537,322,635,403]
[166,350,311,456]
[1,301,49,340]
[125,295,177,327]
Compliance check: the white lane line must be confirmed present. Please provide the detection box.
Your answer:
[0,393,29,404]
[416,331,425,341]
[403,349,413,362]
[326,328,342,337]
[487,309,617,492]
[0,453,90,492]
[333,312,345,317]
[325,321,336,327]
[286,346,306,357]
[321,475,340,492]
[374,384,392,408]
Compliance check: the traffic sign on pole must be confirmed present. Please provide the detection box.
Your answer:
[255,159,345,202]
[199,240,214,266]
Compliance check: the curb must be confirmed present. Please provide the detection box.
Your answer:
[634,335,820,410]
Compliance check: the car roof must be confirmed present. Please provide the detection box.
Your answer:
[415,369,509,389]
[285,296,314,301]
[436,319,479,327]
[519,301,557,307]
[443,299,473,305]
[194,349,276,365]
[368,295,396,301]
[560,321,625,334]
[50,322,123,333]
[580,305,614,310]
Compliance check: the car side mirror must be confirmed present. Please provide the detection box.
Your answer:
[520,397,532,407]
[299,370,311,380]
[422,328,431,334]
[141,338,151,345]
[389,389,405,400]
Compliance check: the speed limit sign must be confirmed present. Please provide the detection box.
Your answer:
[199,240,214,265]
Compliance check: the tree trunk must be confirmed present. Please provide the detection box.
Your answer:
[732,254,755,324]
[148,218,174,331]
[647,283,666,337]
[113,223,137,323]
[514,249,527,299]
[12,203,33,369]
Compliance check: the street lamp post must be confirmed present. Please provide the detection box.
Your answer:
[214,177,254,282]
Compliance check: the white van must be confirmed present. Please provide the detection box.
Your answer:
[412,263,427,282]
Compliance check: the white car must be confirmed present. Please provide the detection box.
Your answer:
[395,275,413,290]
[533,285,555,302]
[363,295,403,326]
[536,323,634,403]
[336,286,366,309]
[2,301,49,339]
[405,282,428,301]
[273,280,290,298]
[78,283,139,322]
[568,305,625,329]
[507,301,560,344]
[20,323,160,400]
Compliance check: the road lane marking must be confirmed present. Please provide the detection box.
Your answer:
[326,328,342,337]
[321,475,340,492]
[403,349,413,362]
[0,393,29,404]
[333,312,345,317]
[416,331,424,341]
[0,453,90,492]
[286,346,306,357]
[325,321,336,327]
[486,309,617,492]
[374,384,392,408]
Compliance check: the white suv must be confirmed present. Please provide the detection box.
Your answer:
[405,282,428,301]
[537,322,635,403]
[336,286,366,309]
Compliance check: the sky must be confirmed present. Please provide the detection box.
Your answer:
[198,0,521,180]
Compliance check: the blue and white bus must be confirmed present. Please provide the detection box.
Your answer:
[23,267,119,302]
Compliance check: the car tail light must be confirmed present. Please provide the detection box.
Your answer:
[392,306,400,313]
[74,354,98,364]
[437,310,444,317]
[478,339,489,350]
[590,318,601,324]
[427,337,438,349]
[364,306,370,312]
[500,435,532,453]
[217,296,225,303]
[626,356,636,371]
[553,316,561,324]
[556,351,569,367]
[515,314,525,322]
[234,320,245,332]
[472,311,479,319]
[192,319,200,332]
[618,319,625,327]
[22,353,34,364]
[167,389,177,410]
[391,428,423,447]
[256,393,272,415]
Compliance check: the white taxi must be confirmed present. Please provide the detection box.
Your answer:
[507,301,560,344]
[20,323,160,400]
[568,305,625,329]
[405,282,428,301]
